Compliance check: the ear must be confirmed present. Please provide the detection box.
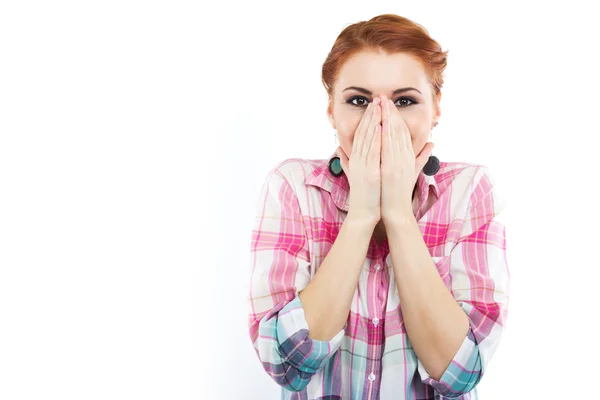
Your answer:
[432,91,442,127]
[327,96,336,130]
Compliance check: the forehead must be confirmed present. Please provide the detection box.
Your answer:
[334,50,430,94]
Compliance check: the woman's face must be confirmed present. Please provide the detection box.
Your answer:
[327,50,441,160]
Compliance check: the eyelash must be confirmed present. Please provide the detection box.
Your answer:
[346,95,418,108]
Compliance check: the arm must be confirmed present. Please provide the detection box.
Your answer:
[300,212,375,341]
[386,167,510,397]
[387,217,470,381]
[247,167,375,392]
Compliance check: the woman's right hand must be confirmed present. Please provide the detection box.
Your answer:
[336,98,382,227]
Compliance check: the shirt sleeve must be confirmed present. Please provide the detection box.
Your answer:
[247,166,345,393]
[418,166,511,398]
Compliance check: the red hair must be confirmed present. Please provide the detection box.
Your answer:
[321,14,448,99]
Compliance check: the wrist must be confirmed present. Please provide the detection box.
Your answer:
[382,212,415,229]
[345,212,379,231]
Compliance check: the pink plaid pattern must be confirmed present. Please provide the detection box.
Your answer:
[248,151,510,399]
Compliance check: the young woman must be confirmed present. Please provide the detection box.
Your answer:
[247,14,509,400]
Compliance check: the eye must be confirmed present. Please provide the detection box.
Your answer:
[346,95,370,107]
[394,97,418,107]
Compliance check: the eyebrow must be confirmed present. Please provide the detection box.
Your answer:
[342,86,422,96]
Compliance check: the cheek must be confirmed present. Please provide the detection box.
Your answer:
[404,115,430,149]
[335,112,363,146]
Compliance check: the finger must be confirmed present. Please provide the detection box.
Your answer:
[381,98,391,164]
[389,99,404,155]
[395,111,411,152]
[362,99,381,157]
[387,99,399,162]
[404,130,414,154]
[381,95,390,122]
[337,145,350,175]
[369,124,381,169]
[415,141,434,172]
[352,102,374,156]
[374,98,382,125]
[381,95,389,151]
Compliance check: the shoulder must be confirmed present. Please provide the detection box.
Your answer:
[439,161,498,193]
[264,156,324,190]
[440,160,506,218]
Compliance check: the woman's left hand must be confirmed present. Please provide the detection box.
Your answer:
[380,95,434,223]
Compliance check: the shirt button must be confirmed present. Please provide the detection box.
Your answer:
[368,373,376,381]
[372,317,379,326]
[374,264,381,271]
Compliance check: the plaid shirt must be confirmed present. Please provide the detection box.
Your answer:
[247,151,510,399]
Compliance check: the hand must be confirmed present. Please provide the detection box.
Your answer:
[337,98,382,227]
[380,95,434,223]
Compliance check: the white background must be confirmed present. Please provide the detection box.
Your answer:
[1,1,599,399]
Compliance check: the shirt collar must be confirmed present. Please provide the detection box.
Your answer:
[305,151,439,213]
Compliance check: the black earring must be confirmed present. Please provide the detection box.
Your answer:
[423,155,440,176]
[328,156,344,177]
